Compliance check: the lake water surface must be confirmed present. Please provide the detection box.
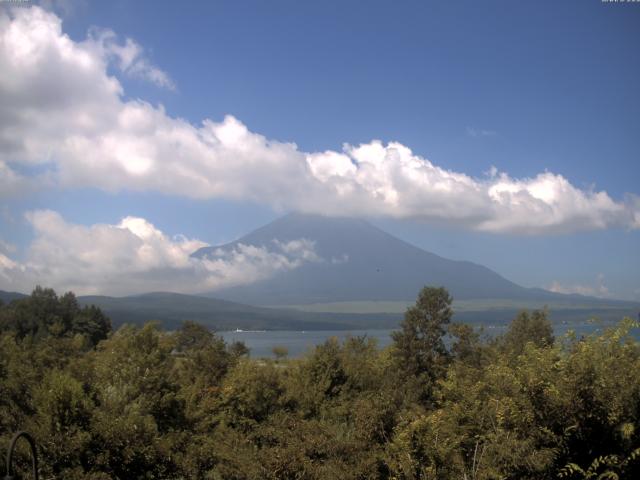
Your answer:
[220,322,631,358]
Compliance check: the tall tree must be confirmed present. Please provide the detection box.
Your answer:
[391,286,453,402]
[0,287,111,345]
[500,309,554,355]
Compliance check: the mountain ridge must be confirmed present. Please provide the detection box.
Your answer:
[2,214,636,331]
[76,291,401,330]
[2,288,636,332]
[192,213,577,305]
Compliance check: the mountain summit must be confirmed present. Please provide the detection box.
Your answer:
[192,213,560,305]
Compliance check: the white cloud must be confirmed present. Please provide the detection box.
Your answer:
[0,252,17,275]
[331,254,349,265]
[0,237,16,254]
[38,0,86,18]
[0,6,638,235]
[466,126,497,138]
[0,160,30,197]
[86,27,175,90]
[0,210,321,296]
[547,274,611,298]
[198,239,321,293]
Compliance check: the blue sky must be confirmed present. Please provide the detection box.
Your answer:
[0,0,639,299]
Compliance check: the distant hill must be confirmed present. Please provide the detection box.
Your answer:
[0,288,399,330]
[76,292,400,331]
[192,213,595,306]
[77,292,639,331]
[0,290,27,304]
[1,288,636,331]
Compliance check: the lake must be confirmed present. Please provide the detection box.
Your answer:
[219,322,633,358]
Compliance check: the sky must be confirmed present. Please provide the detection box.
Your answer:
[0,0,639,299]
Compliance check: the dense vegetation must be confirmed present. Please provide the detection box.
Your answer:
[0,287,639,479]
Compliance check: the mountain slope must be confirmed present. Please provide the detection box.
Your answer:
[192,213,567,305]
[77,292,401,330]
[0,290,27,304]
[1,288,637,332]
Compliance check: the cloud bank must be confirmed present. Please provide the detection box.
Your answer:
[0,210,320,296]
[1,6,639,234]
[547,274,611,299]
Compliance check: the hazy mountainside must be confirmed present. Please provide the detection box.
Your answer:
[0,290,27,304]
[1,288,636,331]
[75,292,400,331]
[0,288,399,330]
[192,213,578,305]
[1,215,636,332]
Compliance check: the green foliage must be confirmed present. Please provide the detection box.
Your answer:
[272,345,289,360]
[0,286,111,346]
[1,287,639,479]
[499,308,555,355]
[558,447,640,479]
[391,286,453,403]
[448,322,487,367]
[218,359,286,428]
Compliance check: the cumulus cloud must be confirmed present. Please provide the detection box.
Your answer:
[547,274,611,298]
[0,6,638,234]
[0,210,321,296]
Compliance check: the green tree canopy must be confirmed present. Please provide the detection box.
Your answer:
[500,308,554,355]
[1,287,639,479]
[391,286,453,402]
[0,287,111,346]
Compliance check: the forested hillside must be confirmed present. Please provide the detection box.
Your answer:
[0,287,639,479]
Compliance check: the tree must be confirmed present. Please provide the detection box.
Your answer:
[72,305,111,346]
[272,345,288,361]
[174,320,214,352]
[391,286,453,402]
[89,323,183,478]
[500,309,554,355]
[172,321,234,406]
[448,322,486,367]
[217,360,285,428]
[227,340,249,359]
[0,287,111,346]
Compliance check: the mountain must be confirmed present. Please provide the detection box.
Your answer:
[1,215,636,332]
[0,288,400,330]
[1,288,637,331]
[192,213,573,305]
[0,290,27,304]
[76,292,400,331]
